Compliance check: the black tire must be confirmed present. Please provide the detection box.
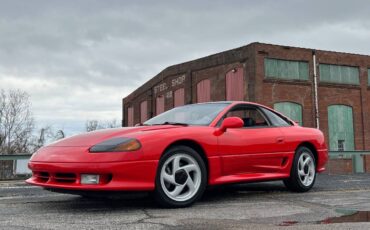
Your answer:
[153,145,207,208]
[284,146,316,192]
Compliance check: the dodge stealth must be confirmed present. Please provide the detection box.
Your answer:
[27,101,328,207]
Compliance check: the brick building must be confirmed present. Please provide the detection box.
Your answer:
[122,42,370,157]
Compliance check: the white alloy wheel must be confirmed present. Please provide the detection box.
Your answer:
[160,153,202,202]
[283,146,317,192]
[297,152,315,187]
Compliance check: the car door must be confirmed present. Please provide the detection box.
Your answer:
[217,105,289,175]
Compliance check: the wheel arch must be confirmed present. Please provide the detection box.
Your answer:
[296,141,319,168]
[162,139,209,180]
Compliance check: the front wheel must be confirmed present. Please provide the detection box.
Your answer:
[154,145,207,208]
[284,146,316,192]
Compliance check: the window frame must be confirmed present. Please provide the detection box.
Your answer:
[216,104,273,129]
[264,58,309,81]
[319,63,360,85]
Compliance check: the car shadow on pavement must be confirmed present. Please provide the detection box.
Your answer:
[201,181,289,202]
[41,181,290,212]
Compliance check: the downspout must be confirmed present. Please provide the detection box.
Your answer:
[312,50,320,129]
[122,100,125,127]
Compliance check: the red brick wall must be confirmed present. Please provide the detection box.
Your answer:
[253,43,370,151]
[365,155,370,173]
[318,86,363,150]
[192,62,246,102]
[326,159,353,174]
[122,43,370,155]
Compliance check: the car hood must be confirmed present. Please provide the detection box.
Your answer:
[48,125,182,147]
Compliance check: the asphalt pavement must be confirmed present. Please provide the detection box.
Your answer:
[0,174,370,229]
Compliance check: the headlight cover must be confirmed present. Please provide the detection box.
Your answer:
[89,137,141,153]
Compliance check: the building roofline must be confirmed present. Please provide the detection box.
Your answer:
[122,42,257,103]
[123,42,370,103]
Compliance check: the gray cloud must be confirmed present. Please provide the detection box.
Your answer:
[1,0,370,135]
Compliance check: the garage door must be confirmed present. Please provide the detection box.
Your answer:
[328,105,354,151]
[197,79,211,103]
[174,88,185,107]
[140,100,147,123]
[156,95,165,115]
[127,107,134,126]
[226,68,244,101]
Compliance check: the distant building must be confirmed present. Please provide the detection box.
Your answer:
[122,42,370,153]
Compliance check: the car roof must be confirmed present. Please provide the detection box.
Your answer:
[195,101,266,107]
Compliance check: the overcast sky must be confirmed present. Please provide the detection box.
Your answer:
[1,0,370,135]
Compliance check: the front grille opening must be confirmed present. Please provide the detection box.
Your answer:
[54,173,77,183]
[102,174,113,184]
[34,171,50,182]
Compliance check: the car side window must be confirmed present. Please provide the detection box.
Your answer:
[223,106,270,128]
[260,107,292,127]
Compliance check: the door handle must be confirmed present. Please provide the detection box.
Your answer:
[276,137,284,143]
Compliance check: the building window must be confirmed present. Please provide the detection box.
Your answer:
[174,88,185,107]
[127,107,134,126]
[273,102,303,126]
[328,105,354,151]
[140,100,147,123]
[264,58,309,81]
[368,68,370,86]
[319,64,359,85]
[226,67,244,101]
[337,140,345,151]
[197,79,211,103]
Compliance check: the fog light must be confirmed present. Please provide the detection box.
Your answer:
[81,174,100,184]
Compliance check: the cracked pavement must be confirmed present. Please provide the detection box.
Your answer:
[0,174,370,229]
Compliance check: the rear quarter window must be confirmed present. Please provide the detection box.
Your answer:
[260,107,292,127]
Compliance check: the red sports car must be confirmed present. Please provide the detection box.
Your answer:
[27,101,328,207]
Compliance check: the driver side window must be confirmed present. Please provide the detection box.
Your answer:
[224,106,270,128]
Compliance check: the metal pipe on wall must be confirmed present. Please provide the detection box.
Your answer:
[312,50,320,129]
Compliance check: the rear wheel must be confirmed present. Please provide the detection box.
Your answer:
[284,146,316,192]
[154,145,207,208]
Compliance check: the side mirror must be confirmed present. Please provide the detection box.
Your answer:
[214,117,244,136]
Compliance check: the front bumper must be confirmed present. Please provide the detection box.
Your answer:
[26,160,158,191]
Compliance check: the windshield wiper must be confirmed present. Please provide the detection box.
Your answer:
[151,121,188,126]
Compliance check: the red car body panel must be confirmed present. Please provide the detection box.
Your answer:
[26,101,328,191]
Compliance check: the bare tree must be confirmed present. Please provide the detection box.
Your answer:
[85,119,119,132]
[30,126,65,152]
[0,89,34,154]
[85,120,99,132]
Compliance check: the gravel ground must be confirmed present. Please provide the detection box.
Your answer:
[0,174,370,229]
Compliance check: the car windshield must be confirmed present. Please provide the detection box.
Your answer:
[144,103,230,126]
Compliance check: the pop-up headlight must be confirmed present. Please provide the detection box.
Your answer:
[89,137,141,153]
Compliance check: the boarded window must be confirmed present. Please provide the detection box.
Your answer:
[226,68,244,101]
[156,95,165,115]
[264,58,309,80]
[140,101,147,123]
[274,102,303,126]
[197,79,211,103]
[127,107,134,126]
[174,88,185,107]
[319,64,359,85]
[328,105,354,151]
